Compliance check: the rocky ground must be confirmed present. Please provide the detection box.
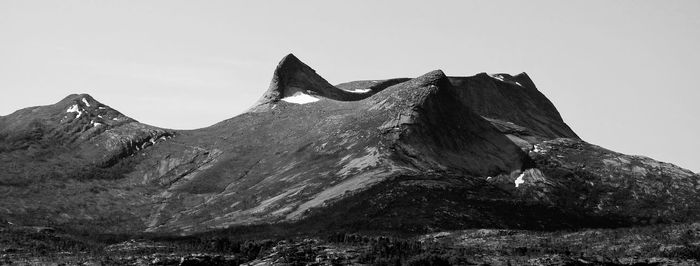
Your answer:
[2,223,700,265]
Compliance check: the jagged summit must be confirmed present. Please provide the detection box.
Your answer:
[0,93,130,137]
[476,72,536,88]
[58,93,96,105]
[448,72,579,142]
[0,92,172,169]
[249,54,577,145]
[249,54,380,111]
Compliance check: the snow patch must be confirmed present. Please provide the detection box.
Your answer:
[81,98,91,107]
[90,121,103,127]
[66,104,79,113]
[66,104,83,118]
[281,92,319,104]
[98,106,106,110]
[514,172,525,188]
[489,74,504,81]
[515,82,523,87]
[348,88,371,93]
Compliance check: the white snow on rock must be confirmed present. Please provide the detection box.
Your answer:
[98,106,106,110]
[348,88,371,93]
[281,92,319,104]
[81,98,91,107]
[66,104,83,118]
[488,74,526,87]
[66,104,79,113]
[514,172,525,188]
[489,74,504,81]
[90,121,103,127]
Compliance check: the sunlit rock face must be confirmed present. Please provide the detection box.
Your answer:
[0,54,697,234]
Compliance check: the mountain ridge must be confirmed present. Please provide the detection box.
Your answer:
[0,53,698,236]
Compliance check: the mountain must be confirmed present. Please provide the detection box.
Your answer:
[0,94,172,168]
[1,54,698,236]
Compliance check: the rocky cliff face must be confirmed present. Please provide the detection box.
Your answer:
[0,54,697,235]
[448,73,578,147]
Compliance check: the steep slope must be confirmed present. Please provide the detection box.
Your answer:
[0,54,698,236]
[249,54,377,112]
[448,73,578,149]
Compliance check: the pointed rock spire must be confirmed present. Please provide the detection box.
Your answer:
[248,53,373,112]
[249,54,335,109]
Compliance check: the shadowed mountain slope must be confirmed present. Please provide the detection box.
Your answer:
[0,54,698,235]
[448,73,578,147]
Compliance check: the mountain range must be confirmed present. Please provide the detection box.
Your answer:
[1,54,698,238]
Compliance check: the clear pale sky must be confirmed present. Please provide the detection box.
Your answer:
[1,1,698,172]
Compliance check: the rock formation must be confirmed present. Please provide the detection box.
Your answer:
[0,53,697,235]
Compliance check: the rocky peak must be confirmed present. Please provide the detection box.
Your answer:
[55,93,133,125]
[0,93,130,145]
[373,69,526,176]
[0,93,171,167]
[448,73,578,141]
[399,69,448,89]
[250,54,335,108]
[248,54,378,112]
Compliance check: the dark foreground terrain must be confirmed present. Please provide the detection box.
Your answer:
[2,221,700,265]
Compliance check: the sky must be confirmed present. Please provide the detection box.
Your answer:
[1,0,698,172]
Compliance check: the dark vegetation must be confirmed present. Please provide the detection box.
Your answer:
[0,143,138,186]
[2,220,700,265]
[289,175,635,234]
